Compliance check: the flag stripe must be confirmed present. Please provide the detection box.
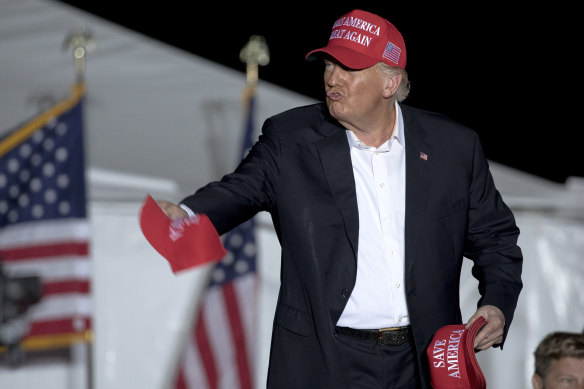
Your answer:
[175,371,187,389]
[0,219,90,247]
[28,317,91,337]
[195,310,218,389]
[29,294,91,320]
[233,274,256,363]
[0,242,88,261]
[223,282,253,389]
[183,334,208,388]
[43,279,90,295]
[0,256,90,281]
[204,286,236,388]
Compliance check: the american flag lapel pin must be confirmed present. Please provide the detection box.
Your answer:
[419,151,428,161]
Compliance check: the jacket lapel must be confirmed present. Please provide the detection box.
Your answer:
[401,105,432,280]
[316,121,359,260]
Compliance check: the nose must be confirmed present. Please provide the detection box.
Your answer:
[325,63,345,87]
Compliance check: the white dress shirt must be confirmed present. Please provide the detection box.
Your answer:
[336,102,409,329]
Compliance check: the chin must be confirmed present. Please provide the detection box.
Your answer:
[326,101,343,121]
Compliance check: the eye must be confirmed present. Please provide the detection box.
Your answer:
[558,376,575,386]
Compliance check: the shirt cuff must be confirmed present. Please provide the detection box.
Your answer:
[179,204,196,217]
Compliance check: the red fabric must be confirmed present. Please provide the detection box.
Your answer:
[139,195,226,273]
[426,316,487,389]
[305,9,407,70]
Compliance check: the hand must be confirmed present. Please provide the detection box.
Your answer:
[156,200,189,220]
[466,305,505,351]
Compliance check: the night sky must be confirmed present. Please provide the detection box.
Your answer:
[57,1,581,184]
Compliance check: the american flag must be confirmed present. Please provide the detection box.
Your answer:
[174,86,258,389]
[0,84,91,350]
[382,41,402,65]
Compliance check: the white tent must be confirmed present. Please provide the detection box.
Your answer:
[1,1,583,388]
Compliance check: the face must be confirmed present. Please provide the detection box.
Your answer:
[323,57,389,131]
[532,358,584,389]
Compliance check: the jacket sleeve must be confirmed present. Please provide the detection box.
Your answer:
[463,131,523,346]
[180,117,280,235]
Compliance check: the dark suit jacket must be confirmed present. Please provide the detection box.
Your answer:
[181,102,523,388]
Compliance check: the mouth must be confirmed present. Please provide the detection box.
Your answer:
[326,91,342,101]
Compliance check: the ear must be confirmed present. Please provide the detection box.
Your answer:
[382,72,402,99]
[532,374,543,389]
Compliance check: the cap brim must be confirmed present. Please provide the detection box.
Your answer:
[305,46,380,70]
[464,317,487,388]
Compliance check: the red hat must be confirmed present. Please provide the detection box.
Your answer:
[305,9,406,70]
[426,316,487,389]
[139,195,227,273]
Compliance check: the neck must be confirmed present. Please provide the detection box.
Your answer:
[344,103,396,148]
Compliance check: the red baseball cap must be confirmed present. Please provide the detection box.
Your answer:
[426,316,487,389]
[305,9,407,70]
[139,194,227,273]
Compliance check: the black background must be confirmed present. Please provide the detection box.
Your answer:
[57,1,581,184]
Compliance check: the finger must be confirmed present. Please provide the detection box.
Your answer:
[156,201,188,219]
[465,314,480,329]
[474,322,504,350]
[473,323,489,347]
[465,311,488,329]
[475,333,503,350]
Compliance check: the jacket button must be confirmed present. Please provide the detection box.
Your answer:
[341,288,351,298]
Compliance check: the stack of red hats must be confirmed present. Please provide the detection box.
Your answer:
[426,316,487,389]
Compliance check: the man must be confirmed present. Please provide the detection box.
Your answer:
[158,9,523,388]
[532,331,584,389]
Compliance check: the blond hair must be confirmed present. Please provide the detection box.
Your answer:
[376,62,410,103]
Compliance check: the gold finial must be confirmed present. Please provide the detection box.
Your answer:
[63,26,97,83]
[239,35,270,86]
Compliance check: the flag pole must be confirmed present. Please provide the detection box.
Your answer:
[239,35,270,99]
[63,26,96,86]
[239,35,269,157]
[62,26,95,389]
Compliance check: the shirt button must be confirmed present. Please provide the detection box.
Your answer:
[396,283,401,288]
[379,183,385,188]
[398,318,403,322]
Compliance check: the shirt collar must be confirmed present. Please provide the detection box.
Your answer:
[346,102,405,151]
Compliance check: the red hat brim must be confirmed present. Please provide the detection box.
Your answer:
[305,45,381,70]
